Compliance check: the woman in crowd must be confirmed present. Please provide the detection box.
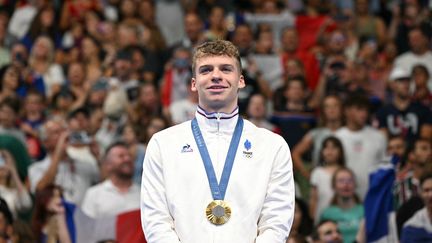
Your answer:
[0,65,19,103]
[292,95,343,179]
[31,185,71,243]
[309,136,346,222]
[0,149,32,218]
[320,167,364,243]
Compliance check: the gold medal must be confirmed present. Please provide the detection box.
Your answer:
[206,200,231,225]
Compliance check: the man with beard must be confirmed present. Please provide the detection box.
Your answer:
[81,141,140,218]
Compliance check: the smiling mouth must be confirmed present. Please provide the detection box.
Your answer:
[207,85,227,90]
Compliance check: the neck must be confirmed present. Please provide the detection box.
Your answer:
[346,122,363,131]
[326,119,342,131]
[199,103,237,114]
[337,196,355,209]
[394,96,410,110]
[111,176,132,193]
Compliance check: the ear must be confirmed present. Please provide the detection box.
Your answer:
[191,78,197,91]
[238,75,246,89]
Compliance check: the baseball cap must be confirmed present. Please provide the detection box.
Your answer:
[389,67,411,81]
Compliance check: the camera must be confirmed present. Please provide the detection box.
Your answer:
[68,131,91,145]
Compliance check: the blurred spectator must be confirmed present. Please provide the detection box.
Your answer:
[0,98,26,145]
[0,197,13,242]
[253,28,276,55]
[7,0,46,40]
[154,0,186,46]
[160,47,192,108]
[0,12,11,68]
[311,219,343,243]
[245,93,278,133]
[59,0,102,31]
[0,134,32,183]
[352,0,386,47]
[292,95,343,179]
[394,27,432,90]
[28,36,65,99]
[19,91,46,160]
[288,198,313,243]
[63,62,90,110]
[203,6,228,41]
[81,141,139,218]
[127,83,165,129]
[110,48,139,102]
[169,80,198,125]
[31,185,71,243]
[309,136,346,222]
[0,65,19,103]
[80,35,104,84]
[0,149,32,218]
[137,0,167,53]
[143,116,169,146]
[169,11,205,55]
[320,167,364,243]
[120,123,145,185]
[28,117,99,205]
[231,23,254,57]
[393,138,432,209]
[50,89,76,118]
[10,219,35,243]
[400,173,432,242]
[335,95,387,198]
[272,76,316,149]
[374,67,432,144]
[21,3,61,51]
[280,27,320,90]
[411,64,432,107]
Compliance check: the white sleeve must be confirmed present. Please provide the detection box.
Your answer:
[256,136,295,243]
[141,136,181,243]
[81,189,96,218]
[28,165,44,194]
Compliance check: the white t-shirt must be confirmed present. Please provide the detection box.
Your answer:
[335,126,387,199]
[310,166,334,222]
[81,179,140,218]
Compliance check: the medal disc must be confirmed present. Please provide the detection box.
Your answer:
[206,200,231,225]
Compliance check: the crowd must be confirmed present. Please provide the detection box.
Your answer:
[0,0,431,242]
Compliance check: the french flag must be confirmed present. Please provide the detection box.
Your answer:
[364,156,399,243]
[63,201,146,243]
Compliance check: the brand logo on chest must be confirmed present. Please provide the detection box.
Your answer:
[181,144,193,153]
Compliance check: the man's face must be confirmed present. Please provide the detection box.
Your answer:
[317,221,343,243]
[387,138,406,158]
[391,78,411,99]
[191,55,245,112]
[281,29,299,53]
[409,29,428,54]
[345,106,368,127]
[422,178,432,210]
[184,13,203,41]
[107,146,134,179]
[413,140,432,165]
[233,25,253,50]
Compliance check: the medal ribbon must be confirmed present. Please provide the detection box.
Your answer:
[191,117,243,200]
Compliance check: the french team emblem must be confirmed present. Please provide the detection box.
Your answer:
[242,139,253,158]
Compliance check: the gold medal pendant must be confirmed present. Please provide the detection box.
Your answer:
[206,200,231,225]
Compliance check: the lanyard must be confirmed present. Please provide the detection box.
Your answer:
[191,117,243,200]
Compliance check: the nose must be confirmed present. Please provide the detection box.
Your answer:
[211,68,222,82]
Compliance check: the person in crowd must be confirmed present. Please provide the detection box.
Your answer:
[411,64,432,107]
[287,198,313,243]
[81,141,139,218]
[375,66,432,144]
[120,123,145,185]
[394,138,432,209]
[31,184,71,243]
[320,167,364,243]
[335,95,387,198]
[311,220,343,243]
[352,0,386,47]
[28,117,99,205]
[0,97,26,145]
[141,40,294,242]
[0,197,14,243]
[0,149,32,218]
[292,95,343,179]
[28,35,65,100]
[309,136,346,222]
[169,79,198,125]
[0,65,19,103]
[272,76,316,150]
[400,173,432,242]
[245,93,278,133]
[168,11,205,55]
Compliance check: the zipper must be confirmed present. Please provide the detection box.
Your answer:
[216,112,221,135]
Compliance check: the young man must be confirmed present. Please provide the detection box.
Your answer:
[141,40,294,242]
